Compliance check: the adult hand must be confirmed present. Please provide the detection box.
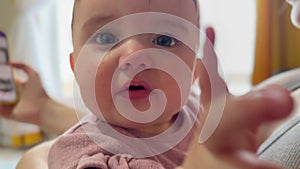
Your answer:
[0,63,78,135]
[0,63,49,125]
[181,27,294,169]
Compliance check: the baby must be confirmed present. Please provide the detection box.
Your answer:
[49,0,204,168]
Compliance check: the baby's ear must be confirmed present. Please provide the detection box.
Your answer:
[70,53,75,72]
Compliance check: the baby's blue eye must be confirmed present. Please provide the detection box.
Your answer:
[95,32,119,45]
[153,35,177,47]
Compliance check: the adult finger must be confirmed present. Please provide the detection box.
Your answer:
[205,85,294,152]
[233,85,293,127]
[10,62,44,94]
[10,62,40,81]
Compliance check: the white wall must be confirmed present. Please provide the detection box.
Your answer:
[200,0,257,95]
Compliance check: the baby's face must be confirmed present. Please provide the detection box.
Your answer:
[71,0,199,132]
[287,0,300,28]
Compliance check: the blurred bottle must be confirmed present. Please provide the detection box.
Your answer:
[0,31,43,148]
[0,119,42,148]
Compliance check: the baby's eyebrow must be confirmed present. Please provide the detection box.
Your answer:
[157,19,189,33]
[82,14,116,32]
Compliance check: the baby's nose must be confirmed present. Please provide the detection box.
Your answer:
[118,38,154,70]
[119,54,153,70]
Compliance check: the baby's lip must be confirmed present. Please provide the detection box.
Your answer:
[130,80,151,90]
[113,79,152,100]
[118,79,152,93]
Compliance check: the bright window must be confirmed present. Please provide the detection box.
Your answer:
[200,0,257,94]
[57,0,74,98]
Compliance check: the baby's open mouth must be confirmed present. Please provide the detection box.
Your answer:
[115,79,152,100]
[129,85,146,91]
[126,81,151,100]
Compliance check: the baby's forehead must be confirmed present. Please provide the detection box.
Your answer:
[72,0,199,49]
[74,0,199,27]
[74,0,198,17]
[74,0,197,8]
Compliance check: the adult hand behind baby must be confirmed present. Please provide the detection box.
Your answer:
[180,27,294,169]
[0,63,49,125]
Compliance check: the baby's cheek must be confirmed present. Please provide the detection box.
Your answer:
[94,68,114,108]
[164,84,184,112]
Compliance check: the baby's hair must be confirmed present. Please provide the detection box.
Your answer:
[71,0,200,42]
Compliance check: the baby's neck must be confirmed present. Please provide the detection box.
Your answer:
[128,114,179,137]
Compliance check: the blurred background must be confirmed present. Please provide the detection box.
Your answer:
[0,0,300,168]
